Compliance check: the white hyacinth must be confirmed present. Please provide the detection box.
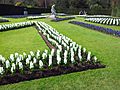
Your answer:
[64,50,68,64]
[94,56,97,62]
[6,60,10,68]
[23,52,27,58]
[83,48,86,53]
[19,54,23,60]
[28,55,31,60]
[42,53,47,59]
[87,52,91,61]
[48,55,52,66]
[36,50,40,59]
[0,67,4,75]
[30,51,34,56]
[78,48,82,61]
[57,54,61,64]
[0,55,5,64]
[30,61,34,69]
[33,57,37,64]
[19,62,23,70]
[39,60,43,68]
[15,53,19,58]
[26,58,30,65]
[70,48,75,63]
[16,57,21,65]
[10,54,14,61]
[51,49,55,56]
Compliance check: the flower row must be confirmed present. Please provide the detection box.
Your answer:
[36,21,100,64]
[27,16,47,20]
[0,21,35,31]
[85,15,112,18]
[69,21,120,37]
[85,18,120,26]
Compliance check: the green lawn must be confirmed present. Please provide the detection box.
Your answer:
[0,17,120,90]
[0,26,49,58]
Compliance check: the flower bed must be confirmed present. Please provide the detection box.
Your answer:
[0,21,35,31]
[85,18,120,26]
[0,18,9,23]
[27,16,47,20]
[85,15,112,18]
[51,16,75,22]
[69,21,120,37]
[0,21,105,85]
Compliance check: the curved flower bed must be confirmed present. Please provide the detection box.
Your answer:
[85,18,120,26]
[0,18,9,23]
[69,21,120,37]
[52,16,75,22]
[0,21,105,85]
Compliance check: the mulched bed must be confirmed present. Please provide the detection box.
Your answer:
[51,17,75,22]
[0,26,105,85]
[0,63,105,85]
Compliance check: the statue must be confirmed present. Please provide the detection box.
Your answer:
[51,4,56,16]
[50,4,57,19]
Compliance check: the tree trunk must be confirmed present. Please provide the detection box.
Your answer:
[111,0,120,17]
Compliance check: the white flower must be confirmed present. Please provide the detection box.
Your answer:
[87,52,91,61]
[28,55,31,60]
[39,60,43,68]
[6,60,10,68]
[49,55,52,66]
[15,53,19,58]
[0,67,4,75]
[78,48,82,61]
[64,50,68,64]
[12,63,16,70]
[36,50,40,59]
[19,62,23,70]
[30,61,34,69]
[51,49,55,56]
[19,54,23,60]
[83,48,86,53]
[33,57,37,64]
[16,57,21,65]
[30,51,34,56]
[42,53,47,59]
[23,52,27,58]
[10,54,14,61]
[57,54,61,64]
[26,58,30,65]
[71,48,75,63]
[0,55,5,64]
[94,56,97,62]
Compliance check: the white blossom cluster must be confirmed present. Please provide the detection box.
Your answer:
[85,18,120,26]
[0,50,51,75]
[35,21,98,65]
[0,21,35,31]
[0,21,100,76]
[27,16,47,20]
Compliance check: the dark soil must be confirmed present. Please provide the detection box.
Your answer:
[0,63,105,85]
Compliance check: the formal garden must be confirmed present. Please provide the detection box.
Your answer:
[0,0,120,90]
